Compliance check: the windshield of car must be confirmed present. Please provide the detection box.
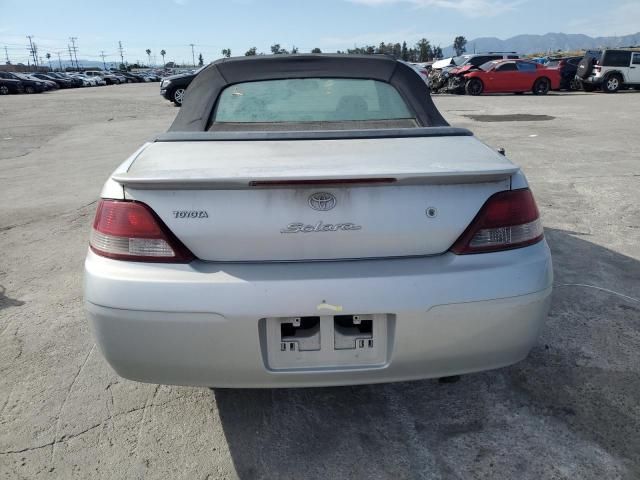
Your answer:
[479,61,497,71]
[211,78,415,130]
[453,55,471,66]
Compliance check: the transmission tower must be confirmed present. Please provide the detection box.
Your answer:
[69,37,79,70]
[27,36,38,67]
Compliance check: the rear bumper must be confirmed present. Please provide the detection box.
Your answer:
[581,75,603,86]
[84,241,553,387]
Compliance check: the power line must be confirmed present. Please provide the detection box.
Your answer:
[4,46,9,64]
[100,50,107,69]
[56,52,62,70]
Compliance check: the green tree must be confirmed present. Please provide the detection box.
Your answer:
[311,47,322,53]
[401,42,408,61]
[245,47,257,56]
[221,48,231,58]
[392,43,402,58]
[270,44,289,54]
[415,38,432,62]
[433,45,443,59]
[145,49,152,66]
[45,52,51,69]
[453,36,467,56]
[160,49,166,66]
[198,53,204,66]
[291,45,299,54]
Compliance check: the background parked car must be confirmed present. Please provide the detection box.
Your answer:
[120,72,143,82]
[577,49,640,93]
[160,68,201,105]
[110,72,128,84]
[463,59,561,95]
[31,73,71,89]
[545,56,583,90]
[14,72,58,91]
[0,77,24,94]
[0,71,46,94]
[85,70,119,85]
[430,52,519,93]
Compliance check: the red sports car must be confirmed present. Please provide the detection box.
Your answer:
[462,59,561,95]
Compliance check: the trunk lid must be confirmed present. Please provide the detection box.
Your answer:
[117,136,517,262]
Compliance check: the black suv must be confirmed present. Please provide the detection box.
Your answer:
[577,49,640,92]
[160,68,203,106]
[545,56,583,90]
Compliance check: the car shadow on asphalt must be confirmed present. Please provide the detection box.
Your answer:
[212,228,640,479]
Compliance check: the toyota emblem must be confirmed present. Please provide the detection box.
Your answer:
[308,192,336,211]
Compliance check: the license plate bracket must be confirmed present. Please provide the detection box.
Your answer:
[264,314,389,371]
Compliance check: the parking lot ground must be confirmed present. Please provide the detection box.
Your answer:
[1,85,639,479]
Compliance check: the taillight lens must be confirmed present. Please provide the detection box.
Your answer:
[90,200,194,262]
[451,189,543,255]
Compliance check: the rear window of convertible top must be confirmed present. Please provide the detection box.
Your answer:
[208,78,417,131]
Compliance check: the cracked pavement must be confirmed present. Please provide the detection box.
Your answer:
[1,85,639,479]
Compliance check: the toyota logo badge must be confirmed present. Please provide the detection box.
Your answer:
[308,192,336,211]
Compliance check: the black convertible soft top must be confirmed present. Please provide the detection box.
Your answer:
[169,54,450,132]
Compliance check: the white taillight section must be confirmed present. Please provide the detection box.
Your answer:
[90,200,194,262]
[468,219,544,249]
[451,189,544,254]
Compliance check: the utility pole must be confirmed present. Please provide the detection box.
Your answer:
[27,35,38,67]
[69,37,79,70]
[190,43,195,67]
[118,41,125,69]
[57,52,63,71]
[100,50,107,70]
[68,44,74,71]
[4,46,9,64]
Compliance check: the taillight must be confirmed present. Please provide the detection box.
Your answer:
[90,200,194,262]
[451,189,543,255]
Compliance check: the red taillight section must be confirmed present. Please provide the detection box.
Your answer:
[90,200,194,262]
[451,189,543,255]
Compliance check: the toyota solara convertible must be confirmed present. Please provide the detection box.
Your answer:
[84,54,552,388]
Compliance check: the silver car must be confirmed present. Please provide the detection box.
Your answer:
[84,54,552,388]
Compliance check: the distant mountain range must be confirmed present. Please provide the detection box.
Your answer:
[442,32,640,57]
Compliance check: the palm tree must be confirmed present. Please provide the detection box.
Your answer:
[160,49,166,67]
[45,52,51,70]
[145,49,151,66]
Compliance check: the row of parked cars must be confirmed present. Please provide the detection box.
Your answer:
[0,69,162,95]
[422,48,640,95]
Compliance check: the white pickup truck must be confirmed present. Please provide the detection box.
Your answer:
[84,54,552,388]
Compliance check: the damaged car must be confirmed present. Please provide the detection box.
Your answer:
[429,52,519,93]
[462,59,561,95]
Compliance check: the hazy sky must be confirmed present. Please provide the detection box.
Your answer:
[1,0,638,66]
